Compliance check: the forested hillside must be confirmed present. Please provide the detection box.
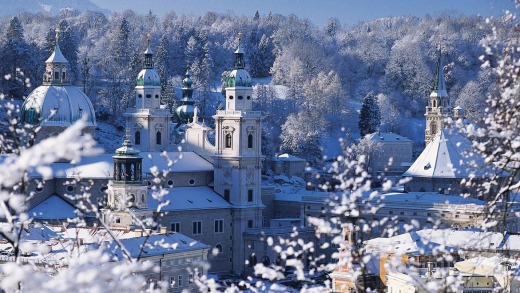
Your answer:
[0,9,512,160]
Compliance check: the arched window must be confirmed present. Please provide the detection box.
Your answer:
[54,71,59,80]
[156,131,162,145]
[135,131,141,145]
[62,72,66,80]
[248,134,253,148]
[225,133,232,148]
[215,244,223,254]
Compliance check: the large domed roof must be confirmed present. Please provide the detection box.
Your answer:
[136,68,160,86]
[21,85,96,127]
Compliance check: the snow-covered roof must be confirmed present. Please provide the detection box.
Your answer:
[21,85,96,127]
[274,189,484,207]
[365,229,506,255]
[275,153,306,162]
[28,194,76,220]
[106,233,209,259]
[365,132,412,142]
[1,225,209,264]
[41,151,213,179]
[148,186,232,211]
[403,129,490,178]
[45,45,68,63]
[379,192,485,206]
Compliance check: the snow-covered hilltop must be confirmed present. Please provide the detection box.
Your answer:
[0,0,109,17]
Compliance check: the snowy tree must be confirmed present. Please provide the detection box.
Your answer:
[280,113,323,165]
[0,16,35,99]
[358,92,381,136]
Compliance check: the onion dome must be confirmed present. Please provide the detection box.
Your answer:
[225,33,252,88]
[115,130,140,157]
[136,34,161,87]
[175,69,198,123]
[21,28,96,127]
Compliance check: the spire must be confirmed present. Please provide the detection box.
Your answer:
[116,128,140,156]
[234,32,245,69]
[181,67,194,102]
[143,32,154,69]
[45,28,68,64]
[432,43,447,97]
[175,67,198,124]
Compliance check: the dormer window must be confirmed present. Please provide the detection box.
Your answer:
[54,72,59,80]
[62,72,66,80]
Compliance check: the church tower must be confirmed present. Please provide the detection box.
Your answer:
[212,33,264,273]
[175,69,198,124]
[124,34,171,152]
[425,45,452,145]
[102,132,151,229]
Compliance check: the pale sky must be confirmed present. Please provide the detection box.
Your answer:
[90,0,516,26]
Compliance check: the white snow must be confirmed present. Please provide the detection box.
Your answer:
[148,186,232,211]
[28,194,76,220]
[403,129,490,178]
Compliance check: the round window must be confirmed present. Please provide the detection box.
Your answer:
[189,179,195,185]
[66,185,74,192]
[138,94,142,98]
[229,96,234,100]
[238,96,243,100]
[36,186,43,193]
[155,94,159,98]
[167,180,174,186]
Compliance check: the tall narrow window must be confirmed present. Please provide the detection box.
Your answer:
[224,189,230,201]
[248,190,253,202]
[54,72,59,80]
[156,131,162,145]
[135,131,141,145]
[430,123,437,136]
[193,221,202,235]
[62,72,66,80]
[225,133,232,148]
[248,134,253,148]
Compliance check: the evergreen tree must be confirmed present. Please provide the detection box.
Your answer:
[358,92,381,136]
[113,18,130,68]
[0,16,34,99]
[58,20,79,82]
[156,35,171,98]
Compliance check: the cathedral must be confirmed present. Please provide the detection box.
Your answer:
[17,31,288,275]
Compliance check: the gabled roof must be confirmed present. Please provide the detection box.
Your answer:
[28,194,76,220]
[403,129,488,178]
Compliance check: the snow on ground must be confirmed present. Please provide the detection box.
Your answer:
[93,121,124,153]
